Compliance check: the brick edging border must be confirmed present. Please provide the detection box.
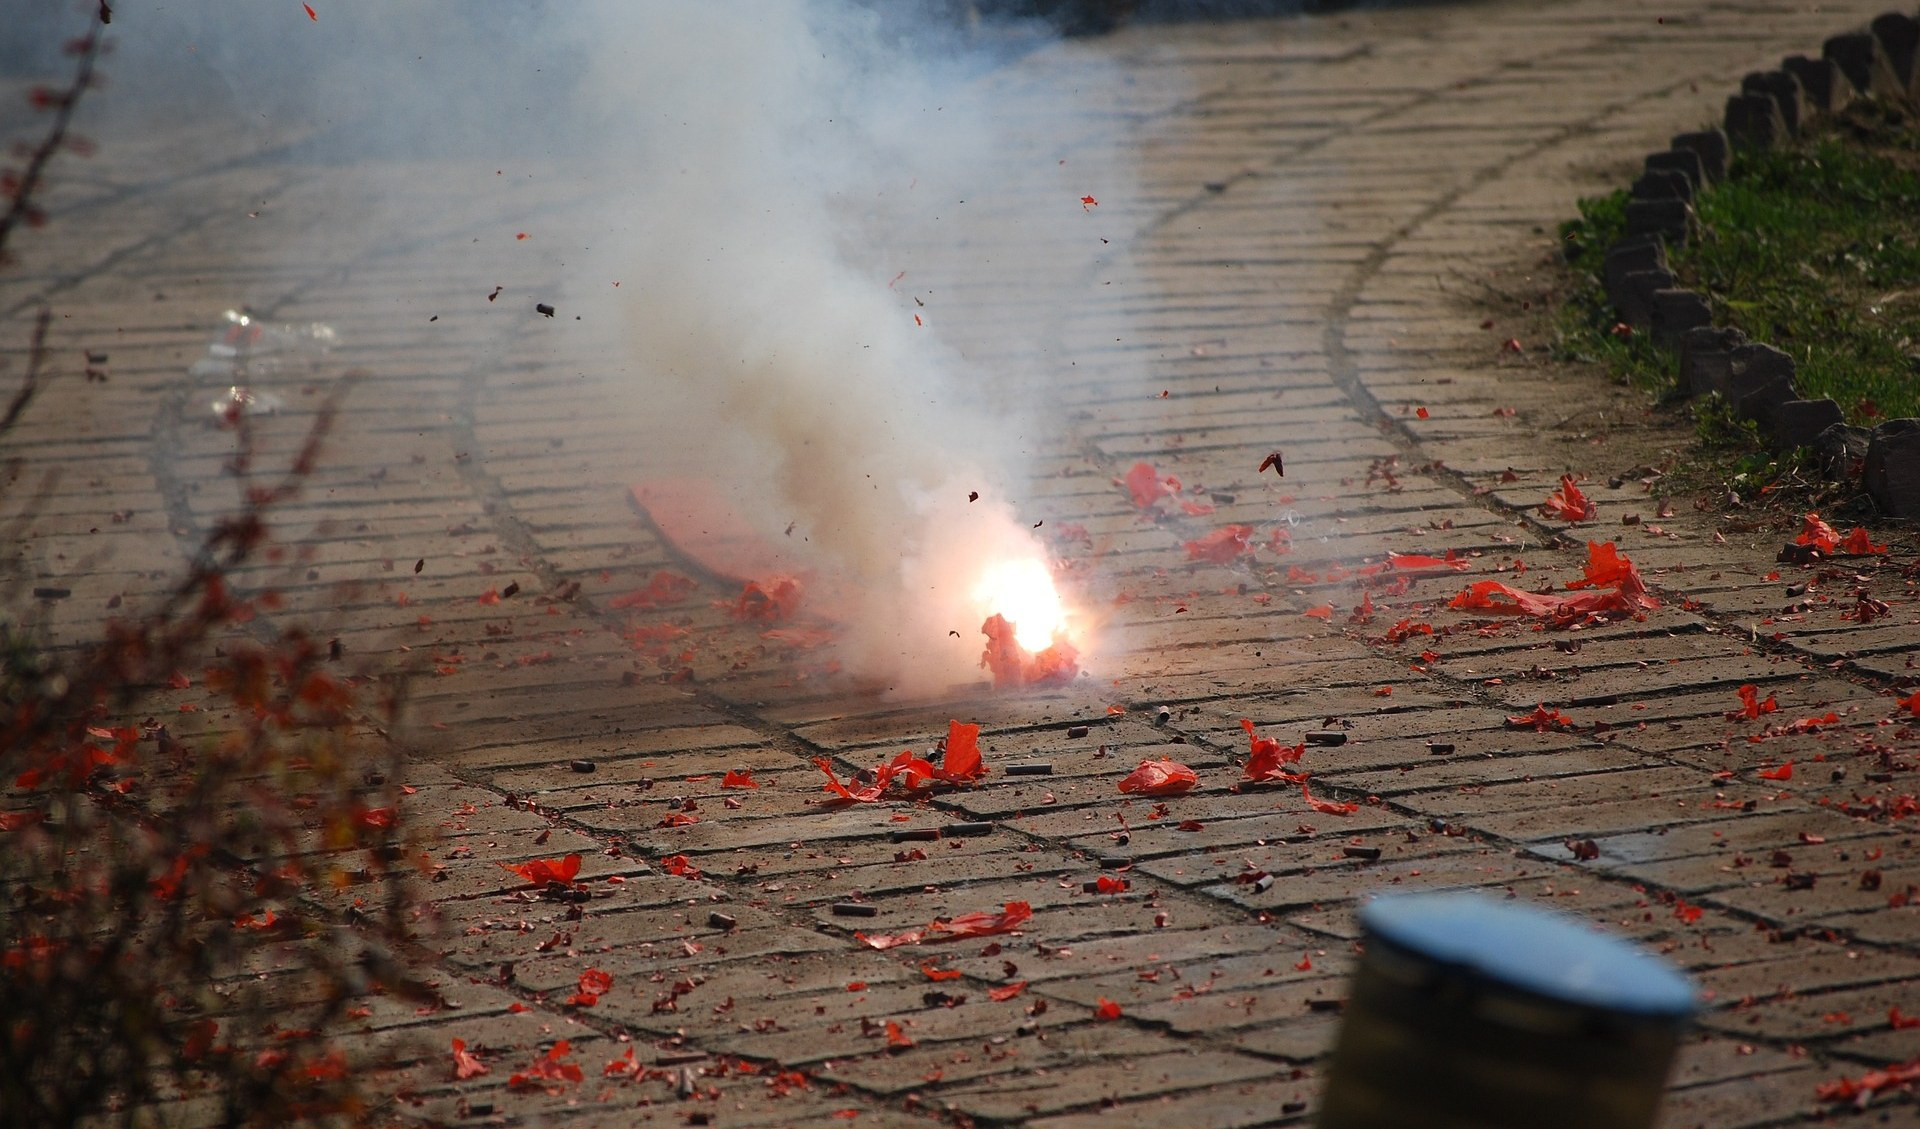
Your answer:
[1594,8,1920,518]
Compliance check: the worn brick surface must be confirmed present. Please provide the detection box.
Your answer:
[8,1,1920,1125]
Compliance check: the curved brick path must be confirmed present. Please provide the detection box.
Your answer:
[4,2,1917,1125]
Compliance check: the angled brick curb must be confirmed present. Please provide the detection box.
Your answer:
[1593,8,1920,518]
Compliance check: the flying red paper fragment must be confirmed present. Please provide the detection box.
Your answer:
[1080,194,1098,209]
[1119,758,1198,796]
[1541,474,1596,522]
[980,614,1079,689]
[733,575,803,621]
[1507,704,1576,733]
[989,981,1028,1002]
[1757,762,1794,781]
[1727,683,1779,720]
[1838,527,1888,555]
[1242,718,1307,783]
[303,3,316,20]
[1815,1055,1920,1105]
[938,719,986,783]
[1184,524,1255,563]
[856,901,1034,950]
[609,570,695,610]
[722,769,759,789]
[1796,513,1841,554]
[1890,1006,1920,1030]
[451,1038,488,1080]
[1302,604,1334,620]
[509,1041,583,1093]
[1258,450,1285,476]
[886,1021,915,1048]
[1121,461,1178,509]
[569,968,614,1007]
[921,964,963,982]
[1301,782,1358,815]
[501,853,582,887]
[1094,999,1123,1020]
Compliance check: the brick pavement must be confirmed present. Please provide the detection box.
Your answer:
[5,2,1919,1125]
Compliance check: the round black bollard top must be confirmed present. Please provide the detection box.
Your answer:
[1359,891,1696,1019]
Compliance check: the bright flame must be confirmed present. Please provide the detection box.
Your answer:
[972,558,1066,653]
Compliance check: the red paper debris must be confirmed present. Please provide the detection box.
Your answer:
[1242,718,1306,783]
[814,757,891,804]
[609,570,695,610]
[1295,954,1313,971]
[1080,194,1098,209]
[1301,782,1358,815]
[1302,605,1334,620]
[508,1041,583,1093]
[1815,1055,1920,1105]
[1119,758,1198,796]
[980,614,1079,689]
[938,719,986,783]
[856,901,1034,950]
[733,575,803,621]
[568,967,613,1007]
[1184,524,1254,563]
[1258,450,1284,476]
[303,3,316,20]
[1094,875,1131,893]
[1507,704,1576,733]
[501,853,582,887]
[659,853,701,878]
[1541,474,1596,522]
[451,1038,489,1080]
[1450,541,1657,628]
[1121,461,1179,509]
[1094,999,1123,1020]
[1838,527,1888,555]
[1726,684,1779,720]
[722,769,760,789]
[885,1020,915,1048]
[1757,762,1793,781]
[989,981,1028,1002]
[1796,513,1841,554]
[1900,691,1920,717]
[920,964,963,982]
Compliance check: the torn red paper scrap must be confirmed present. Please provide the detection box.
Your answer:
[508,1040,584,1093]
[659,853,701,878]
[609,570,695,610]
[1120,461,1179,509]
[451,1038,489,1080]
[1900,691,1920,716]
[1763,712,1840,737]
[1726,684,1779,721]
[732,575,803,622]
[1242,718,1306,783]
[886,1020,915,1048]
[1302,604,1334,620]
[1094,998,1123,1020]
[1507,704,1576,733]
[938,719,987,783]
[1184,524,1255,563]
[501,853,582,887]
[1541,474,1597,522]
[814,757,890,804]
[1119,758,1198,796]
[568,967,614,1007]
[920,964,963,982]
[1450,541,1657,628]
[1094,875,1131,893]
[1757,761,1794,781]
[855,901,1033,950]
[721,769,759,788]
[1838,527,1888,555]
[1384,551,1469,572]
[989,981,1028,1002]
[1796,512,1841,554]
[980,614,1078,689]
[1301,781,1358,815]
[1815,1055,1920,1105]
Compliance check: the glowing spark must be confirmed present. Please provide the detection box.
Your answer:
[973,559,1065,653]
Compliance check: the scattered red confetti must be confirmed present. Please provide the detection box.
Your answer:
[1541,474,1596,522]
[508,1041,583,1093]
[451,1038,488,1080]
[1757,762,1794,781]
[1184,524,1254,563]
[303,2,316,20]
[476,587,501,606]
[1726,684,1778,720]
[1119,758,1198,796]
[988,981,1028,1002]
[1673,899,1703,925]
[1242,718,1306,783]
[1094,998,1123,1020]
[1080,194,1098,209]
[856,901,1034,950]
[722,769,759,789]
[1815,1055,1920,1105]
[568,968,614,1007]
[1507,704,1576,732]
[500,853,582,887]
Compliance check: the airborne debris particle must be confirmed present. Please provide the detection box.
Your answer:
[536,303,555,318]
[486,286,502,302]
[968,491,978,502]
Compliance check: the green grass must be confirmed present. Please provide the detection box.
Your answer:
[1556,96,1920,424]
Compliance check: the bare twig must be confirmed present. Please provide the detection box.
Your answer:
[0,5,107,261]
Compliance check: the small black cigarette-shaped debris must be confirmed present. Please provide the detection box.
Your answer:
[467,1103,495,1117]
[831,901,878,918]
[1099,856,1130,868]
[1281,1101,1307,1115]
[1252,874,1275,893]
[501,581,520,598]
[414,558,425,574]
[1342,846,1382,861]
[1426,741,1454,755]
[1006,763,1054,777]
[32,587,70,600]
[487,286,502,302]
[570,759,596,773]
[890,828,941,842]
[1785,872,1816,891]
[1305,730,1347,746]
[536,303,556,318]
[1865,771,1894,783]
[1306,997,1345,1013]
[707,911,737,930]
[1113,831,1131,845]
[946,821,993,837]
[1152,706,1171,726]
[1066,725,1090,739]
